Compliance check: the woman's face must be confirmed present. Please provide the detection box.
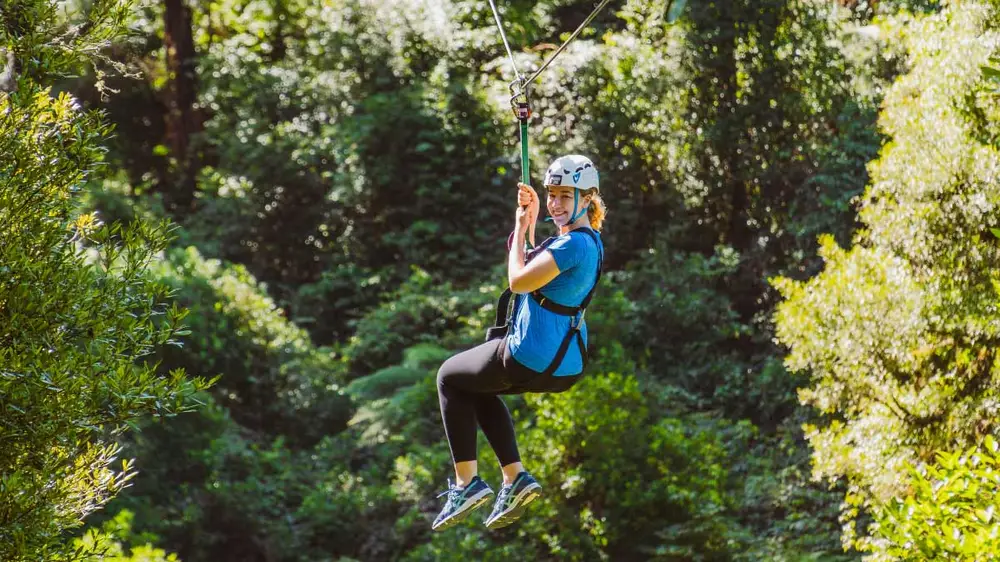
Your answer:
[546,186,590,226]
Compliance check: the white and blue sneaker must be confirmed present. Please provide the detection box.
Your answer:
[431,476,494,531]
[484,471,542,530]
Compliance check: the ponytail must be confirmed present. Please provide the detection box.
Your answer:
[585,189,606,231]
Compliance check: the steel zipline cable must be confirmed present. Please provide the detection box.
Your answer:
[487,0,614,93]
[486,0,524,83]
[485,0,615,189]
[523,0,613,89]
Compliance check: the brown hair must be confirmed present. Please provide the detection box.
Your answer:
[583,188,606,231]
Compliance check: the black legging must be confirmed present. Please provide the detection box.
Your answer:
[437,337,580,466]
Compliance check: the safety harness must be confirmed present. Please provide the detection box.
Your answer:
[486,227,603,376]
[483,2,613,374]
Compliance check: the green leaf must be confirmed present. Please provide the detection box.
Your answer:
[976,506,994,524]
[981,65,1000,81]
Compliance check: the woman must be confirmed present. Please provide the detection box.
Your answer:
[433,154,606,531]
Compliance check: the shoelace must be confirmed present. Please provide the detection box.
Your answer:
[436,479,463,504]
[492,484,514,514]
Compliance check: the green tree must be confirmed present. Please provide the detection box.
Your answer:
[868,437,1000,562]
[774,1,1000,552]
[153,246,352,447]
[0,1,208,559]
[73,510,181,562]
[178,0,516,339]
[65,0,923,560]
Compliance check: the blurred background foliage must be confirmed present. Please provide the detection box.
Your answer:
[4,0,1000,560]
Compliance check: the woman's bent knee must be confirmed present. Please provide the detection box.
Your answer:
[436,340,505,393]
[437,355,459,389]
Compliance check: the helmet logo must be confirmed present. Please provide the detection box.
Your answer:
[572,171,582,183]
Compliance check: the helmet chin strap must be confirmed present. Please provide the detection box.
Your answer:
[568,190,589,223]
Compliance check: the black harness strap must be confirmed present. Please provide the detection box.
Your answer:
[485,288,515,342]
[485,236,559,342]
[486,228,603,377]
[532,227,603,376]
[530,228,603,316]
[530,292,577,315]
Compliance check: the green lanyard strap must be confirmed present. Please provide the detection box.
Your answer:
[511,82,531,186]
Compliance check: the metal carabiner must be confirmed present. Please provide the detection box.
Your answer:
[509,78,531,121]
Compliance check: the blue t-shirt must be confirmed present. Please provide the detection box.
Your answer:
[506,229,603,376]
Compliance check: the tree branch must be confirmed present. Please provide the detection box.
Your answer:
[0,48,17,93]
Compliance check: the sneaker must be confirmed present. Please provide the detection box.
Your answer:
[484,471,542,530]
[431,476,494,531]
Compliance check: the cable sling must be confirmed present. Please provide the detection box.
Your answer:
[522,0,614,89]
[486,0,615,188]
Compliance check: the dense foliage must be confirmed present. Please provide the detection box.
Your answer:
[9,0,1000,560]
[0,1,208,560]
[868,437,1000,561]
[775,2,1000,554]
[80,0,883,558]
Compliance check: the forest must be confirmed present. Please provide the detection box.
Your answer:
[1,0,999,560]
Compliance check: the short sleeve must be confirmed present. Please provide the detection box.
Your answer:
[545,232,587,273]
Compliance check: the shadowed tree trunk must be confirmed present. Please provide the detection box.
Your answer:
[688,1,757,322]
[270,0,288,62]
[164,0,201,214]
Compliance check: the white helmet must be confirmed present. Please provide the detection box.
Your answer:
[544,154,599,192]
